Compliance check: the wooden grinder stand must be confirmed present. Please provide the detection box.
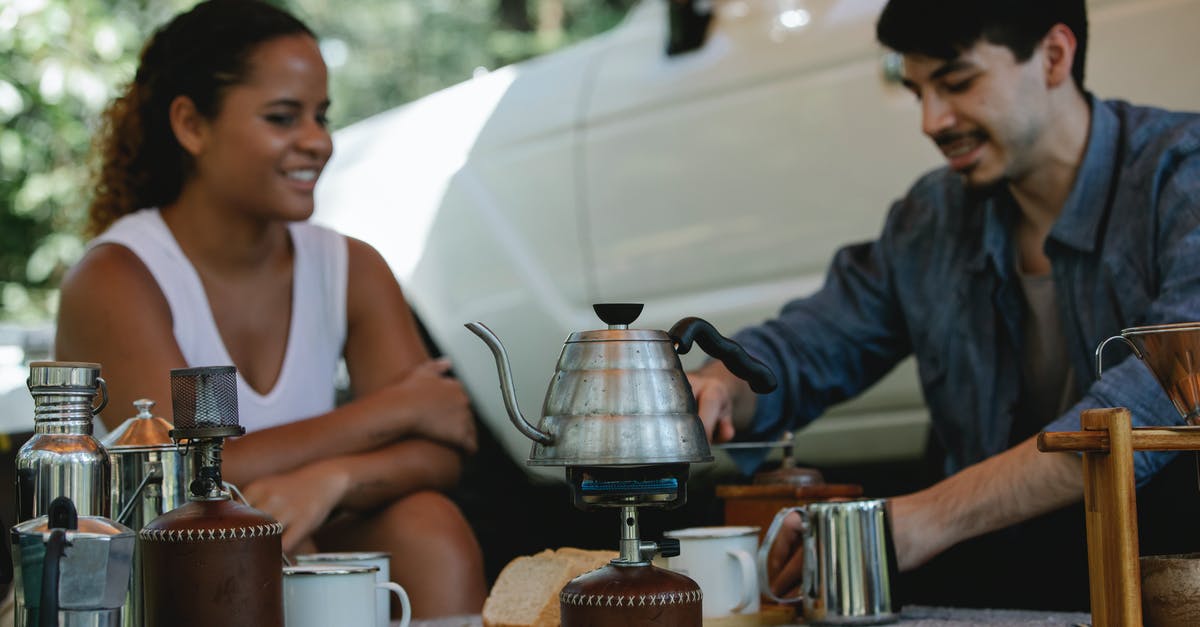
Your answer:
[1038,407,1200,626]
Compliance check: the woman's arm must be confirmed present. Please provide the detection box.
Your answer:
[240,437,462,551]
[55,242,475,486]
[238,238,477,550]
[229,237,476,487]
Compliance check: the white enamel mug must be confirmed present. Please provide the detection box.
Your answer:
[662,526,760,619]
[283,564,411,627]
[296,551,393,627]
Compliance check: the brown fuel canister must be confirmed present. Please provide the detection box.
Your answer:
[140,499,283,627]
[560,563,702,627]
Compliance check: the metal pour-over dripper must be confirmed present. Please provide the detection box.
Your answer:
[1097,322,1200,425]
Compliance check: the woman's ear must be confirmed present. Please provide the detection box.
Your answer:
[168,95,207,157]
[1041,23,1077,89]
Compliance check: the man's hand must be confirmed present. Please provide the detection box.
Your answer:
[242,461,350,553]
[689,361,757,443]
[689,371,737,443]
[764,511,807,598]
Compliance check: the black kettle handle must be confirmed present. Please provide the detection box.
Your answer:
[40,497,77,627]
[669,317,778,394]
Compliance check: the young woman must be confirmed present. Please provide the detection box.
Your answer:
[55,0,486,617]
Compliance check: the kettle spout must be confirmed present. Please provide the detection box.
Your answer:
[464,322,554,445]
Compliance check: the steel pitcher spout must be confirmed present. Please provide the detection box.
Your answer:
[464,322,554,445]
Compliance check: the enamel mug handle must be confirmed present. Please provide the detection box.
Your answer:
[728,548,757,612]
[758,506,810,604]
[378,582,411,627]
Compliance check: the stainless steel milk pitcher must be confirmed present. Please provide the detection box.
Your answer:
[758,499,898,625]
[15,362,112,523]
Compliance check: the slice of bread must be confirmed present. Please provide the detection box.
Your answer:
[482,548,617,627]
[554,547,618,574]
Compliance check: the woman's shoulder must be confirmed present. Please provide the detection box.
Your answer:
[342,235,393,279]
[61,242,167,311]
[343,236,413,324]
[57,241,173,354]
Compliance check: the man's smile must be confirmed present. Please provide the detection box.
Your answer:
[935,130,988,171]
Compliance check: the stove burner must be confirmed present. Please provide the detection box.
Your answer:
[567,464,689,510]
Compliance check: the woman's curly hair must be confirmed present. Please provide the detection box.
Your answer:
[87,0,313,236]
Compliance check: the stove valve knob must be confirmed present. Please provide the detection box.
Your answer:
[657,538,681,559]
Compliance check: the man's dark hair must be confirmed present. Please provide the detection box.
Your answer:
[876,0,1088,92]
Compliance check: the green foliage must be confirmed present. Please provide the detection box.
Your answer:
[293,0,637,128]
[0,0,192,321]
[0,0,637,322]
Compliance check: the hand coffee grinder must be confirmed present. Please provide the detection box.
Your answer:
[468,304,777,627]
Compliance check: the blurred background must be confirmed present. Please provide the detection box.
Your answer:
[0,0,636,324]
[0,0,638,431]
[0,0,642,572]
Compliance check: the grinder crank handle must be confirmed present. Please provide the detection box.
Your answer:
[669,317,777,394]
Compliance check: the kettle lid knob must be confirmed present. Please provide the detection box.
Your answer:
[133,398,155,419]
[593,303,644,327]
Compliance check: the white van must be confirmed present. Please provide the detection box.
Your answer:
[313,0,1200,479]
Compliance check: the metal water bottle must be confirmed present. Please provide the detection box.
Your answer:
[15,361,111,523]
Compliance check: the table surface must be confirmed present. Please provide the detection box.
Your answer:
[405,606,1092,626]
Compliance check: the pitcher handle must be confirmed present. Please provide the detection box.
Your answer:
[114,461,163,526]
[1095,334,1142,379]
[377,582,411,627]
[758,506,809,604]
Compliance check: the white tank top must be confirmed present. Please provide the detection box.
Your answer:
[89,208,348,433]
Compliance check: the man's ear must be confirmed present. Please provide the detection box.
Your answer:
[1041,23,1077,89]
[168,95,207,157]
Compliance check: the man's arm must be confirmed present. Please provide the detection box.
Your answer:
[891,435,1082,570]
[767,436,1082,594]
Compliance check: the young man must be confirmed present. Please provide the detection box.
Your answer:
[689,0,1200,609]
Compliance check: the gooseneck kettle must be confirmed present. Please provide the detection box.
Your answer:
[466,303,777,467]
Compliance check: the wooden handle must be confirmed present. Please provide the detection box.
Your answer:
[1038,426,1200,452]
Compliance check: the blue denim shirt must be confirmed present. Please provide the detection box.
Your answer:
[732,97,1200,483]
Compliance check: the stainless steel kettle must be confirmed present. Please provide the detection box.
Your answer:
[101,399,190,530]
[466,303,777,466]
[11,496,134,627]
